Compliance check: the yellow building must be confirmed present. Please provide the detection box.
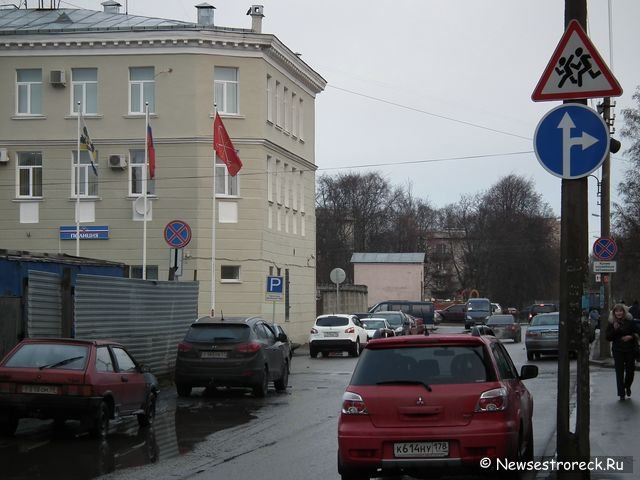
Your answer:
[0,2,325,343]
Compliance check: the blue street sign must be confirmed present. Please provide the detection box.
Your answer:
[534,104,610,179]
[266,276,283,301]
[164,220,191,249]
[60,225,109,240]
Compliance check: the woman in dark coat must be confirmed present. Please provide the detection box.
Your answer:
[606,304,640,400]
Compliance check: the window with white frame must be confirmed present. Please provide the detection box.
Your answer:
[267,155,273,202]
[214,67,238,114]
[299,170,305,212]
[221,265,240,281]
[291,92,297,137]
[266,75,274,122]
[275,159,281,204]
[275,80,281,127]
[284,87,290,132]
[283,163,289,208]
[129,67,155,114]
[17,151,43,198]
[292,167,297,210]
[16,69,42,115]
[215,158,239,196]
[71,150,98,197]
[71,68,98,115]
[129,149,156,196]
[298,98,304,140]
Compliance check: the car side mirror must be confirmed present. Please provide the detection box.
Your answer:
[278,333,288,342]
[140,365,151,373]
[520,364,538,380]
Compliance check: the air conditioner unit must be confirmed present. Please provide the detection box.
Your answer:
[109,154,128,169]
[0,148,8,163]
[49,70,66,87]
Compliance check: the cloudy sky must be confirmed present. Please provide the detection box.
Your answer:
[70,0,639,239]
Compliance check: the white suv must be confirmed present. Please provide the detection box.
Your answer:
[309,314,368,358]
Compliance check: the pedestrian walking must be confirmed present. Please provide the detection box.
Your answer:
[606,304,640,400]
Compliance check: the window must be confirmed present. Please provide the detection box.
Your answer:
[71,150,98,197]
[221,265,240,281]
[17,151,43,198]
[95,347,114,372]
[275,80,281,126]
[283,163,289,208]
[129,67,155,114]
[266,75,274,122]
[214,67,238,114]
[267,156,273,202]
[292,167,297,210]
[216,158,239,196]
[291,92,297,137]
[129,149,156,196]
[284,87,290,132]
[16,69,42,115]
[112,347,137,373]
[130,265,158,279]
[71,68,98,115]
[275,159,281,204]
[299,171,305,212]
[298,98,304,140]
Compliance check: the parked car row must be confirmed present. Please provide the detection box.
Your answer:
[0,315,297,438]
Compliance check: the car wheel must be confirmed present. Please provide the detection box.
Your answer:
[515,333,521,343]
[350,340,361,357]
[526,351,534,361]
[321,351,329,358]
[309,347,318,358]
[176,383,192,398]
[89,401,110,438]
[465,322,471,330]
[274,360,289,392]
[253,367,268,398]
[0,415,18,437]
[138,391,156,427]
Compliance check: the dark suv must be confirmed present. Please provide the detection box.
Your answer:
[369,301,435,329]
[174,316,290,398]
[527,303,558,323]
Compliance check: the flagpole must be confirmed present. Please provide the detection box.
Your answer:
[211,105,217,317]
[142,103,149,280]
[76,101,81,256]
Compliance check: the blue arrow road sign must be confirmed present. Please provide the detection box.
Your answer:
[534,103,610,179]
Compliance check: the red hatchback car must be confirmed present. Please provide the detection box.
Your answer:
[0,338,158,438]
[338,334,538,479]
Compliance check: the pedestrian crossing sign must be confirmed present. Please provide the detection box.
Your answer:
[532,19,622,102]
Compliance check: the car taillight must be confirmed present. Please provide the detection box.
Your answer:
[345,327,355,334]
[235,342,262,354]
[526,331,540,337]
[341,391,368,415]
[178,341,193,353]
[475,387,507,412]
[64,385,95,396]
[0,382,16,393]
[310,328,318,334]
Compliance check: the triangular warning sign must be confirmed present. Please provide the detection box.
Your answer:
[532,19,622,102]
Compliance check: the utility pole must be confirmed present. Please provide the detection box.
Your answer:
[598,97,612,359]
[557,1,590,478]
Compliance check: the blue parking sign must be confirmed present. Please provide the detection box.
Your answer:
[266,276,283,301]
[534,104,609,179]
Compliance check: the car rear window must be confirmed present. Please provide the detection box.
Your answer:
[316,316,349,327]
[362,320,386,330]
[186,324,250,342]
[487,315,515,325]
[533,305,557,314]
[350,345,492,385]
[530,313,559,326]
[4,343,89,370]
[375,313,403,327]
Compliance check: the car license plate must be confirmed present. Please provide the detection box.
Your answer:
[542,331,557,336]
[20,384,59,395]
[324,332,339,337]
[200,351,227,359]
[394,441,449,458]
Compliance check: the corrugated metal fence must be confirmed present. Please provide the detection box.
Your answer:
[26,271,198,379]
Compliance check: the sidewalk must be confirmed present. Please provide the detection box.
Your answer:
[535,331,640,479]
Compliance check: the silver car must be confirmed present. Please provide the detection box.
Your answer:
[525,312,559,360]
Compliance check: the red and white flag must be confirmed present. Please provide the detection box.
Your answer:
[213,113,243,177]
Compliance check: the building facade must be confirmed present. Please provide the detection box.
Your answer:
[0,3,325,342]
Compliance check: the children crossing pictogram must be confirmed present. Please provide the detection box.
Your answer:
[532,20,622,102]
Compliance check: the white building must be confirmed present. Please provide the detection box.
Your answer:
[0,2,325,343]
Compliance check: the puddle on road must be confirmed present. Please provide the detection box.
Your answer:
[0,388,266,479]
